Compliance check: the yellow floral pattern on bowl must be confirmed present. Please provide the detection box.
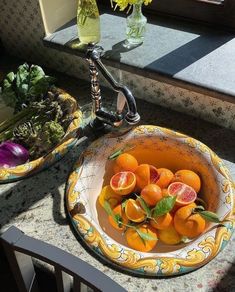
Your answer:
[66,125,235,276]
[0,96,83,183]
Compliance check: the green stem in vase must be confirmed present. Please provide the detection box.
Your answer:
[77,0,100,44]
[77,0,99,26]
[126,2,147,45]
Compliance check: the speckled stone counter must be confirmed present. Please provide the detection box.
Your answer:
[0,64,235,292]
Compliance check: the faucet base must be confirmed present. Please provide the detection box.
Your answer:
[89,117,106,131]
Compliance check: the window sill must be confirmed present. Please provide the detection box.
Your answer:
[43,9,235,103]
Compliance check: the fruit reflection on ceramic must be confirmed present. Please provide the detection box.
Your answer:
[0,109,83,183]
[66,125,235,276]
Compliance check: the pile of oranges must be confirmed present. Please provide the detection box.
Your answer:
[98,152,207,252]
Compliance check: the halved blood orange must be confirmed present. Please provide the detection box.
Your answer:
[98,185,122,208]
[125,199,146,223]
[135,164,159,190]
[110,171,136,196]
[172,169,201,193]
[168,182,197,206]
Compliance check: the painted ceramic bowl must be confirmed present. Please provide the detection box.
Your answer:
[66,125,235,276]
[0,94,83,183]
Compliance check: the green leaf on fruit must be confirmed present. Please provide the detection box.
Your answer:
[198,210,221,223]
[108,149,123,160]
[152,196,177,217]
[136,195,151,217]
[135,228,157,242]
[115,214,123,228]
[195,198,207,209]
[108,144,135,160]
[193,205,205,212]
[104,200,121,226]
[104,200,113,215]
[121,199,128,211]
[136,228,146,246]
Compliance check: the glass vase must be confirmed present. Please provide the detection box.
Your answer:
[77,0,101,44]
[125,1,147,47]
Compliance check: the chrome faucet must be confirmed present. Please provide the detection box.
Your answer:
[86,44,140,129]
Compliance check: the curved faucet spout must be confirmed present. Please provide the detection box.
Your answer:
[86,44,140,128]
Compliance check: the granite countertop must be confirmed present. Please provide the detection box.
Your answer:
[0,63,235,292]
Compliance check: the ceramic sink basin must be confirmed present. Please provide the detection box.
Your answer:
[66,125,234,276]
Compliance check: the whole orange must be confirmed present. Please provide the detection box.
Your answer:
[158,224,182,245]
[125,224,158,252]
[140,184,162,206]
[156,168,174,189]
[108,204,128,231]
[172,169,201,193]
[135,164,159,190]
[150,212,172,230]
[113,153,138,173]
[174,203,206,238]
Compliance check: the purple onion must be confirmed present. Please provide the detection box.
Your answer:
[0,141,29,168]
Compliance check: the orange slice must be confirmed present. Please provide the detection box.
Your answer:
[110,171,136,196]
[168,182,197,206]
[125,199,146,223]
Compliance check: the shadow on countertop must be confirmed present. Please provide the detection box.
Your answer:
[213,259,235,291]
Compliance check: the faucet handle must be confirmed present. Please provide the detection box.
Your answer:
[117,92,126,114]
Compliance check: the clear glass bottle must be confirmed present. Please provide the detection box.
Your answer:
[125,1,147,47]
[77,0,101,44]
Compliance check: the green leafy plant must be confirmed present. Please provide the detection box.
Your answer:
[0,63,55,113]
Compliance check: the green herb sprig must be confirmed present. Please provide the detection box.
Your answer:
[108,144,135,160]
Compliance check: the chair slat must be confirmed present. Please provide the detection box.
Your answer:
[55,266,72,292]
[73,277,82,292]
[1,226,126,292]
[1,233,39,292]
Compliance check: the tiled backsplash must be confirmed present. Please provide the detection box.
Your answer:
[0,0,234,130]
